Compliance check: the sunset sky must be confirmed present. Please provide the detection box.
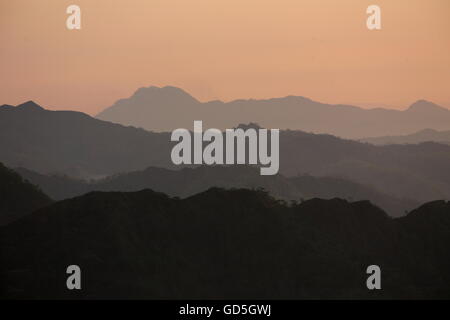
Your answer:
[1,0,449,114]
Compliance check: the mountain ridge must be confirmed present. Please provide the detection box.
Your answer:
[361,128,450,145]
[14,164,419,217]
[2,101,450,204]
[96,86,450,138]
[99,86,448,113]
[2,101,450,205]
[1,187,449,299]
[0,162,52,225]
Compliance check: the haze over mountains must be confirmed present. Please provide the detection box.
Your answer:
[15,165,419,217]
[361,128,450,146]
[1,95,450,299]
[2,101,450,205]
[97,86,450,139]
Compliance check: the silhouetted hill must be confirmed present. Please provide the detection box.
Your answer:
[289,175,418,217]
[16,165,418,217]
[360,128,450,145]
[278,131,450,203]
[395,200,450,294]
[0,162,52,225]
[14,167,89,200]
[0,101,172,178]
[2,101,450,203]
[1,188,449,299]
[97,86,450,138]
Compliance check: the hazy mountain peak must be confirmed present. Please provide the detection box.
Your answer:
[96,85,200,123]
[132,85,199,104]
[16,100,45,111]
[283,95,313,102]
[96,87,450,137]
[407,100,445,112]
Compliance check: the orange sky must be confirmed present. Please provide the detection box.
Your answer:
[1,0,449,114]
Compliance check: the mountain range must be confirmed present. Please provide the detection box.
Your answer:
[2,101,450,204]
[15,165,419,217]
[361,128,450,145]
[0,101,172,179]
[1,95,450,299]
[97,86,450,139]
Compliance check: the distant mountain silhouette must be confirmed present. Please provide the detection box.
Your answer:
[0,101,173,179]
[278,131,450,203]
[15,165,418,217]
[97,86,450,138]
[15,167,89,200]
[1,188,449,299]
[361,128,450,145]
[2,101,450,203]
[0,162,51,225]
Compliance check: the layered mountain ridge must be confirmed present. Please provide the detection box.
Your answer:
[96,86,450,138]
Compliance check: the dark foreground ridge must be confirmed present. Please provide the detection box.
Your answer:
[1,188,449,299]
